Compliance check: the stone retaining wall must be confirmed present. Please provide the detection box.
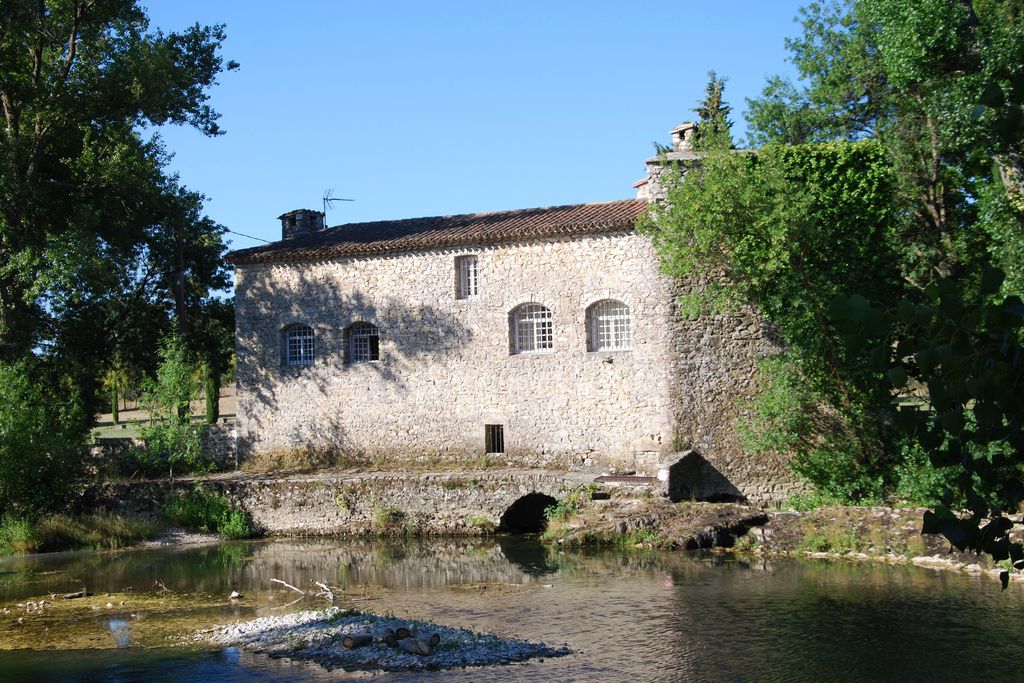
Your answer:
[88,470,590,536]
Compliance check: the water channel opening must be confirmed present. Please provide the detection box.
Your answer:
[498,493,558,534]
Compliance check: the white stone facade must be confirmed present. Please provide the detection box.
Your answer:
[236,231,683,470]
[233,197,804,503]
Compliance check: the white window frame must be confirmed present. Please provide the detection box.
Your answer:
[284,324,315,366]
[347,322,380,364]
[456,255,479,299]
[511,303,553,354]
[588,300,632,352]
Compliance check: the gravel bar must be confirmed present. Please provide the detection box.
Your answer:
[195,608,571,673]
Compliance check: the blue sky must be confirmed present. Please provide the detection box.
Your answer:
[144,1,806,251]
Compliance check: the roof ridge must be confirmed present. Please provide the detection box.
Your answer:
[228,198,646,265]
[323,198,641,231]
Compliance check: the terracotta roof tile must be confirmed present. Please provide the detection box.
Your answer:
[227,199,645,265]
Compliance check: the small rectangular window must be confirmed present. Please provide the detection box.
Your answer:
[485,424,504,454]
[456,255,479,299]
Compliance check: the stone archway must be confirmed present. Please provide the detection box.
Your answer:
[498,493,558,534]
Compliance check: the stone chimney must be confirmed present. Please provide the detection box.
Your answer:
[279,209,326,241]
[669,122,697,152]
[634,122,701,203]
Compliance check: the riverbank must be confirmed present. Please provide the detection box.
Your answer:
[541,495,1023,583]
[736,506,1023,583]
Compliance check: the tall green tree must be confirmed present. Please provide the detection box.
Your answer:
[650,0,1024,573]
[746,0,1024,290]
[0,2,235,512]
[0,0,236,363]
[692,71,733,150]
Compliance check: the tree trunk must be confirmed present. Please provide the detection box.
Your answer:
[111,381,119,424]
[374,627,396,647]
[396,638,431,656]
[342,633,372,649]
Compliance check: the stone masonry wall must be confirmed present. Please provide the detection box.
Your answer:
[91,471,587,536]
[234,231,802,505]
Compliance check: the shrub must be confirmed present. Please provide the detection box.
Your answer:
[544,484,597,522]
[135,336,211,477]
[162,486,252,538]
[372,505,406,530]
[0,516,38,554]
[0,360,90,517]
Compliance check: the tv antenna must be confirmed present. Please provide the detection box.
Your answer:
[322,188,354,215]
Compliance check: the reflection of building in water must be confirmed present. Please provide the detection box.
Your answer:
[106,619,132,648]
[241,539,536,591]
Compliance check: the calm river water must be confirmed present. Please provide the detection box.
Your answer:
[1,537,1022,682]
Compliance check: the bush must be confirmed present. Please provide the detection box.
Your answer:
[0,360,90,518]
[162,486,252,539]
[0,516,37,554]
[742,354,886,504]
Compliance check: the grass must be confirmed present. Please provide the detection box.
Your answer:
[162,486,253,539]
[466,515,495,532]
[0,513,158,554]
[372,505,407,531]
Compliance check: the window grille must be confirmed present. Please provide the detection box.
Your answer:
[511,303,553,354]
[485,424,505,454]
[456,255,479,299]
[587,300,632,351]
[347,322,380,363]
[285,324,315,366]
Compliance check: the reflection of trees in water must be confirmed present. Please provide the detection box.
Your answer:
[495,536,558,576]
[0,542,254,599]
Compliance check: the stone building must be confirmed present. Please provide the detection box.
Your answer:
[228,125,799,504]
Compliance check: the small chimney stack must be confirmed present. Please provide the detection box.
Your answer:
[279,209,326,241]
[634,122,701,202]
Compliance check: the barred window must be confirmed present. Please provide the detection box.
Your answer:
[347,322,380,363]
[587,300,631,351]
[510,303,553,354]
[456,255,479,299]
[283,324,315,366]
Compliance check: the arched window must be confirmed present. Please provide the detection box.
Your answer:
[587,300,631,351]
[283,324,315,366]
[347,322,380,363]
[510,303,553,354]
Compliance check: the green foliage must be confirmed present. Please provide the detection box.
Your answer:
[783,491,846,512]
[0,1,235,363]
[0,360,90,518]
[372,505,407,531]
[692,70,733,151]
[832,268,1024,579]
[162,486,252,539]
[0,516,37,554]
[747,0,1024,288]
[544,484,597,522]
[133,336,209,477]
[644,140,902,502]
